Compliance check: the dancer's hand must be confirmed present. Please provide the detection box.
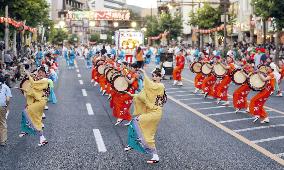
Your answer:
[139,69,146,74]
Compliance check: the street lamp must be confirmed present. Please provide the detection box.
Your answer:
[113,22,119,28]
[131,21,137,28]
[141,27,147,32]
[58,20,66,28]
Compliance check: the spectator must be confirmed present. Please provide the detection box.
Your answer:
[0,75,12,146]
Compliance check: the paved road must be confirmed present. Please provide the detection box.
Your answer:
[0,57,283,169]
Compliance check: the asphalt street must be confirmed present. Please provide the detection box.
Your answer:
[0,57,283,170]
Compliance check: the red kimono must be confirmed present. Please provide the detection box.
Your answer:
[173,55,185,81]
[216,63,235,101]
[249,73,275,119]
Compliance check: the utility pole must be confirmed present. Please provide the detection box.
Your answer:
[4,5,9,52]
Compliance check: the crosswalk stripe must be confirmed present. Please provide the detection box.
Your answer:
[219,115,284,124]
[168,95,284,166]
[253,136,284,144]
[234,124,284,132]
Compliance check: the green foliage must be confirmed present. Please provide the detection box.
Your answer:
[252,0,284,30]
[49,29,68,45]
[0,0,49,27]
[145,13,183,40]
[189,3,221,29]
[69,34,79,45]
[89,33,100,42]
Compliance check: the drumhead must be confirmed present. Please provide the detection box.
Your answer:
[201,63,212,75]
[98,65,106,74]
[231,69,247,85]
[113,76,129,92]
[248,73,267,91]
[190,62,202,73]
[94,59,105,66]
[213,64,227,78]
[104,67,111,77]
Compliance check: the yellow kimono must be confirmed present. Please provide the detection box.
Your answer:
[21,76,48,133]
[128,73,166,154]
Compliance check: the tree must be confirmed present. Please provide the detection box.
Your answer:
[252,0,284,63]
[189,3,221,29]
[69,34,79,45]
[49,29,68,45]
[89,33,100,43]
[144,13,183,43]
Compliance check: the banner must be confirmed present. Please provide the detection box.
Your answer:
[66,10,130,21]
[0,17,37,33]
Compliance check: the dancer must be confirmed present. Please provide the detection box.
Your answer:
[173,49,185,86]
[216,56,235,105]
[249,66,275,123]
[19,67,49,146]
[232,61,253,113]
[124,68,167,164]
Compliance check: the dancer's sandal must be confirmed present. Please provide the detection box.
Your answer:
[147,160,159,164]
[38,140,48,147]
[19,132,28,138]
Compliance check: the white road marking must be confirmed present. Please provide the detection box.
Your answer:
[168,95,284,166]
[166,87,194,90]
[77,74,81,78]
[253,136,284,144]
[175,93,203,97]
[82,89,87,97]
[86,103,94,115]
[93,129,107,152]
[219,115,284,124]
[234,124,284,133]
[207,111,238,116]
[198,106,227,110]
[188,102,214,105]
[179,98,203,101]
[79,80,84,85]
[76,69,80,73]
[167,91,189,94]
[75,63,78,68]
[183,77,284,115]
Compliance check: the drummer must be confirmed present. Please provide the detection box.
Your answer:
[193,53,206,93]
[216,55,235,105]
[232,59,253,113]
[201,56,217,98]
[249,66,275,123]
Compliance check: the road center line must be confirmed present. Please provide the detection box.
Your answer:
[82,89,87,97]
[93,129,107,152]
[79,80,84,85]
[234,124,284,132]
[167,91,188,94]
[168,95,284,166]
[175,93,203,97]
[207,111,239,116]
[86,103,94,115]
[77,74,81,78]
[253,136,284,144]
[76,69,80,73]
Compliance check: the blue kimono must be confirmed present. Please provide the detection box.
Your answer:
[36,51,43,67]
[69,49,76,67]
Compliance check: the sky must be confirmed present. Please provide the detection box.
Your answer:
[126,0,157,8]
